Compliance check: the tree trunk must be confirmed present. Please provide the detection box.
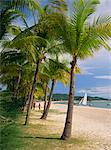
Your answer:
[23,91,30,112]
[13,71,21,98]
[43,84,48,113]
[24,60,40,125]
[40,79,55,119]
[61,57,76,140]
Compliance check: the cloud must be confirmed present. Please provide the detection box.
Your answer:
[94,75,111,80]
[77,86,111,98]
[78,49,111,77]
[97,0,111,16]
[80,67,94,75]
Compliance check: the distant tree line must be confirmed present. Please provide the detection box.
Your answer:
[52,94,108,101]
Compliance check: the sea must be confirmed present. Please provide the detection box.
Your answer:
[55,100,111,109]
[84,101,111,109]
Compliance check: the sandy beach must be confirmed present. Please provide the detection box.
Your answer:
[31,102,111,150]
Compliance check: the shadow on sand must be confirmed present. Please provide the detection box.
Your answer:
[21,136,60,140]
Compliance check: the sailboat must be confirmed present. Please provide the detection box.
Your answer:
[79,93,87,105]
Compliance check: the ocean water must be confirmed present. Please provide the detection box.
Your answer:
[87,101,111,109]
[55,101,111,109]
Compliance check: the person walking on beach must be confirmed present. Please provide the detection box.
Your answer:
[33,102,35,110]
[38,102,41,110]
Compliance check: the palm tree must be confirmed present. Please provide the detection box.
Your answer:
[54,0,111,140]
[0,49,27,97]
[38,65,50,113]
[17,1,67,125]
[1,0,67,125]
[7,31,66,125]
[40,58,70,119]
[0,0,25,39]
[1,0,68,126]
[0,0,43,39]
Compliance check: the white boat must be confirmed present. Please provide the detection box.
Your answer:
[79,93,87,105]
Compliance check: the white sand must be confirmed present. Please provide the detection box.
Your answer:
[51,102,111,149]
[51,103,111,139]
[31,102,111,150]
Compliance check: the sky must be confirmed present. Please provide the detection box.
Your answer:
[53,0,111,98]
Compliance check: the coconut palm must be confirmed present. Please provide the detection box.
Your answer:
[14,1,67,125]
[1,0,67,125]
[40,58,70,119]
[6,29,66,125]
[37,65,50,113]
[0,0,25,39]
[0,0,43,39]
[0,49,27,96]
[53,0,111,140]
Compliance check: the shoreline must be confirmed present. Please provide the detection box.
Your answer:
[51,103,111,146]
[53,101,111,110]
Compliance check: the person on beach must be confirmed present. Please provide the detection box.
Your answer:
[38,102,41,110]
[35,102,38,111]
[33,102,35,110]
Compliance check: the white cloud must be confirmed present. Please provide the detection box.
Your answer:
[80,67,94,75]
[97,0,111,16]
[77,86,111,98]
[94,75,111,80]
[78,49,111,75]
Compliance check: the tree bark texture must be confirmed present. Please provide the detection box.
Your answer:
[43,84,48,113]
[24,60,40,125]
[61,57,76,140]
[13,71,21,98]
[40,79,55,119]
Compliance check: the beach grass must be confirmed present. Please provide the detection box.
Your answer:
[1,110,88,150]
[17,123,87,150]
[1,105,111,150]
[38,109,66,114]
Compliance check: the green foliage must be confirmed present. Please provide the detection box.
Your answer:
[0,91,24,150]
[0,123,23,150]
[12,120,87,150]
[0,91,23,119]
[52,0,111,59]
[52,94,108,101]
[41,58,70,86]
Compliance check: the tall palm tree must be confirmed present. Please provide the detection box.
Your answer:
[38,65,50,113]
[1,0,67,125]
[1,1,68,125]
[19,1,67,125]
[6,30,66,125]
[54,0,111,140]
[40,58,70,119]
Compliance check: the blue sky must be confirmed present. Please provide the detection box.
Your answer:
[55,49,111,98]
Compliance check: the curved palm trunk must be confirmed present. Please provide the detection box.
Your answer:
[43,84,48,113]
[40,79,55,119]
[24,60,40,125]
[23,90,30,112]
[61,58,76,140]
[13,71,21,98]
